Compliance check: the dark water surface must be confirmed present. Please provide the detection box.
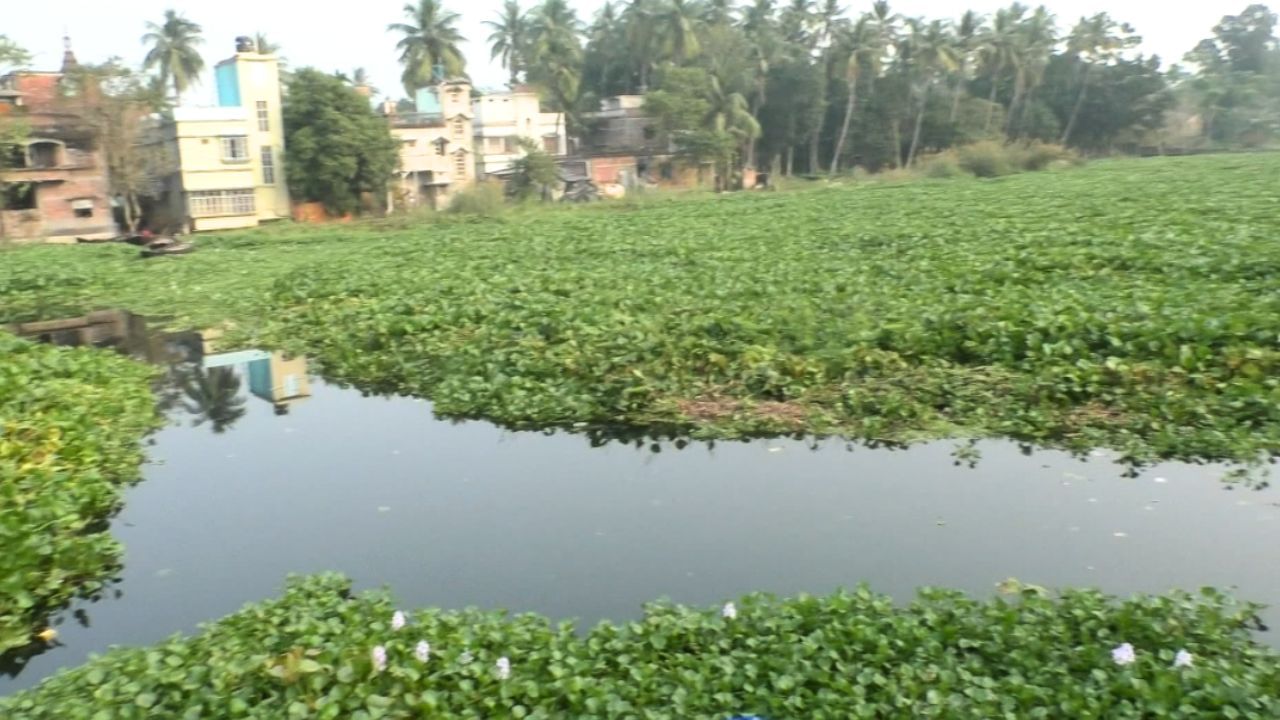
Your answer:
[3,322,1277,693]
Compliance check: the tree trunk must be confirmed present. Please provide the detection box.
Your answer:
[1004,70,1025,138]
[785,145,794,176]
[808,128,821,175]
[1060,65,1092,146]
[907,83,931,167]
[829,74,859,175]
[949,66,965,123]
[892,120,903,169]
[983,59,1004,134]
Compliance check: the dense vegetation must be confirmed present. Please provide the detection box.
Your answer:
[4,573,1276,717]
[0,333,159,655]
[0,154,1277,465]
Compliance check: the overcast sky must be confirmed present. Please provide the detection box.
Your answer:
[10,0,1233,104]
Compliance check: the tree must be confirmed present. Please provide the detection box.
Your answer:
[830,15,880,172]
[0,36,31,240]
[389,0,467,94]
[1214,4,1278,73]
[905,19,958,166]
[62,61,169,232]
[528,0,584,132]
[658,0,702,62]
[141,9,205,99]
[979,4,1025,134]
[283,69,400,216]
[507,137,558,199]
[253,33,280,54]
[948,10,983,123]
[486,0,531,87]
[1061,13,1138,145]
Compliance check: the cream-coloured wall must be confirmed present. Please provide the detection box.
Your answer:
[223,53,290,220]
[193,214,256,232]
[473,91,565,175]
[173,117,257,193]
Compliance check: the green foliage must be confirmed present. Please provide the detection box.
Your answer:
[956,141,1017,177]
[446,182,508,216]
[283,69,400,216]
[140,9,205,98]
[506,138,558,201]
[0,333,160,654]
[0,155,1277,464]
[4,573,1277,717]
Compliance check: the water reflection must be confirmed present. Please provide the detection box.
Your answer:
[3,311,1276,693]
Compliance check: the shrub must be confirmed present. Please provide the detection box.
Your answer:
[4,573,1277,718]
[957,141,1017,178]
[1013,141,1078,171]
[921,151,965,179]
[0,332,159,654]
[446,182,506,217]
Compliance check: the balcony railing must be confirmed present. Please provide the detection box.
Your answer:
[388,112,444,128]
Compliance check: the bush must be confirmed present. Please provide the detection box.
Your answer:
[0,332,159,654]
[920,151,965,179]
[446,183,506,217]
[1012,141,1078,171]
[957,141,1017,178]
[5,573,1277,718]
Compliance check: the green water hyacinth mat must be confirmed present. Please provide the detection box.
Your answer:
[4,574,1277,718]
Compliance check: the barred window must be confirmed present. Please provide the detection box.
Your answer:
[261,146,276,185]
[189,189,256,217]
[221,136,249,162]
[453,153,467,179]
[256,101,269,132]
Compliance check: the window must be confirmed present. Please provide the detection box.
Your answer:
[453,153,467,179]
[452,118,465,139]
[260,146,276,185]
[503,136,518,153]
[434,137,448,156]
[542,136,558,154]
[28,141,61,168]
[220,136,249,162]
[188,189,256,217]
[485,137,504,154]
[72,198,93,218]
[256,101,269,132]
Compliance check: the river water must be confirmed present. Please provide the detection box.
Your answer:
[3,318,1277,693]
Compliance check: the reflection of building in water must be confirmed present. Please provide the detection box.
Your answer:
[247,354,310,414]
[7,309,202,365]
[202,347,311,413]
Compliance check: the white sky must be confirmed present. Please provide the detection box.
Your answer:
[10,0,1232,104]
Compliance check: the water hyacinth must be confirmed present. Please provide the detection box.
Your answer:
[496,656,511,680]
[391,610,407,631]
[415,640,431,663]
[722,602,737,620]
[1174,649,1194,668]
[458,650,474,666]
[1111,643,1136,666]
[371,645,387,673]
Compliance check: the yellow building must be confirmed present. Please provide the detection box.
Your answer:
[150,39,289,232]
[386,79,475,210]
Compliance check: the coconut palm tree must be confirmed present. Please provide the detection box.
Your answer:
[948,10,983,123]
[829,15,881,173]
[389,0,467,94]
[658,0,702,62]
[485,0,530,87]
[141,10,205,99]
[978,3,1025,134]
[529,0,584,130]
[1005,5,1056,137]
[905,19,958,166]
[1061,13,1132,145]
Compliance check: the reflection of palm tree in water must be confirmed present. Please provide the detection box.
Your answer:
[181,366,247,433]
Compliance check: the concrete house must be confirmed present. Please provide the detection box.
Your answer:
[385,79,476,210]
[0,40,115,241]
[148,39,289,232]
[472,87,566,177]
